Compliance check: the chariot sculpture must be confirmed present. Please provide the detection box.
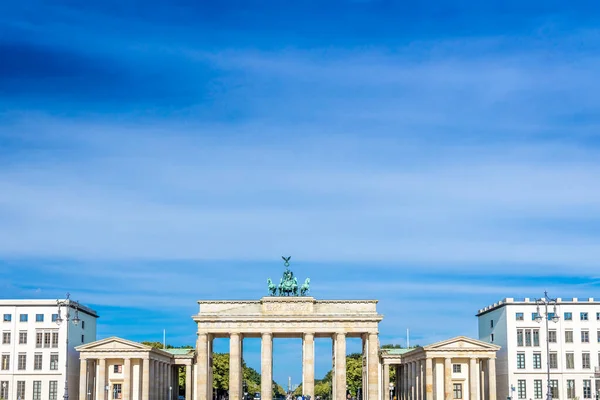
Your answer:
[267,256,310,297]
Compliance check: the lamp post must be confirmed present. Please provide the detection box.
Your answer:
[389,383,394,400]
[56,293,81,400]
[534,291,559,400]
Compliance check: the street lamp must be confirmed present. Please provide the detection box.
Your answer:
[170,386,173,400]
[534,291,559,400]
[56,293,81,400]
[389,383,394,400]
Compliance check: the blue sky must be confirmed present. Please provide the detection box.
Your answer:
[1,0,600,388]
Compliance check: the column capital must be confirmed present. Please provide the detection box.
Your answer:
[335,332,346,339]
[304,332,315,338]
[261,332,273,338]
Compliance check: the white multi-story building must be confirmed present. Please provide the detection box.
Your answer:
[477,297,600,400]
[0,299,98,400]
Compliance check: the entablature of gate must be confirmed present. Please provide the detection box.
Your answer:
[192,296,383,338]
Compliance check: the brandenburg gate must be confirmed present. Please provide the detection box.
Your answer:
[193,258,383,400]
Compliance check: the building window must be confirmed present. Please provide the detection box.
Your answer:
[518,380,526,399]
[34,353,42,370]
[597,312,600,321]
[51,314,58,322]
[533,353,542,369]
[113,383,123,399]
[533,329,540,346]
[2,314,11,322]
[19,314,28,322]
[0,381,8,399]
[525,330,532,346]
[581,312,588,321]
[33,380,42,400]
[490,320,494,328]
[50,354,58,370]
[82,320,85,329]
[51,332,59,348]
[49,380,58,400]
[565,330,573,343]
[548,330,557,343]
[549,352,558,369]
[1,354,10,370]
[565,352,574,369]
[550,380,559,399]
[532,312,539,320]
[517,353,525,369]
[36,332,42,348]
[567,380,575,399]
[44,332,51,348]
[582,352,591,369]
[114,364,123,373]
[36,314,44,322]
[517,329,524,346]
[19,331,27,344]
[516,312,524,321]
[81,334,85,343]
[582,330,590,343]
[534,380,543,400]
[453,383,462,399]
[583,380,592,399]
[17,381,25,400]
[490,333,494,342]
[17,353,26,370]
[564,312,572,320]
[597,330,600,343]
[1,332,10,344]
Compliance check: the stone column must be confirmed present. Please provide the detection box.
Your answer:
[401,365,406,400]
[332,336,337,400]
[98,358,106,400]
[143,358,150,400]
[469,358,477,400]
[396,365,401,400]
[487,359,496,400]
[123,358,131,400]
[367,333,379,400]
[303,333,315,400]
[197,333,210,400]
[185,364,192,400]
[230,333,243,400]
[425,358,433,400]
[410,361,419,400]
[261,333,273,400]
[335,333,347,400]
[479,361,485,400]
[79,358,88,400]
[404,364,408,400]
[151,360,156,400]
[443,358,452,400]
[160,361,164,400]
[383,364,390,400]
[417,361,423,400]
[406,363,411,400]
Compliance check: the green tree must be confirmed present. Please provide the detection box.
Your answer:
[315,380,332,400]
[346,354,363,396]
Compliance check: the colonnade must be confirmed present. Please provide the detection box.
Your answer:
[382,357,497,400]
[195,331,381,400]
[79,356,186,400]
